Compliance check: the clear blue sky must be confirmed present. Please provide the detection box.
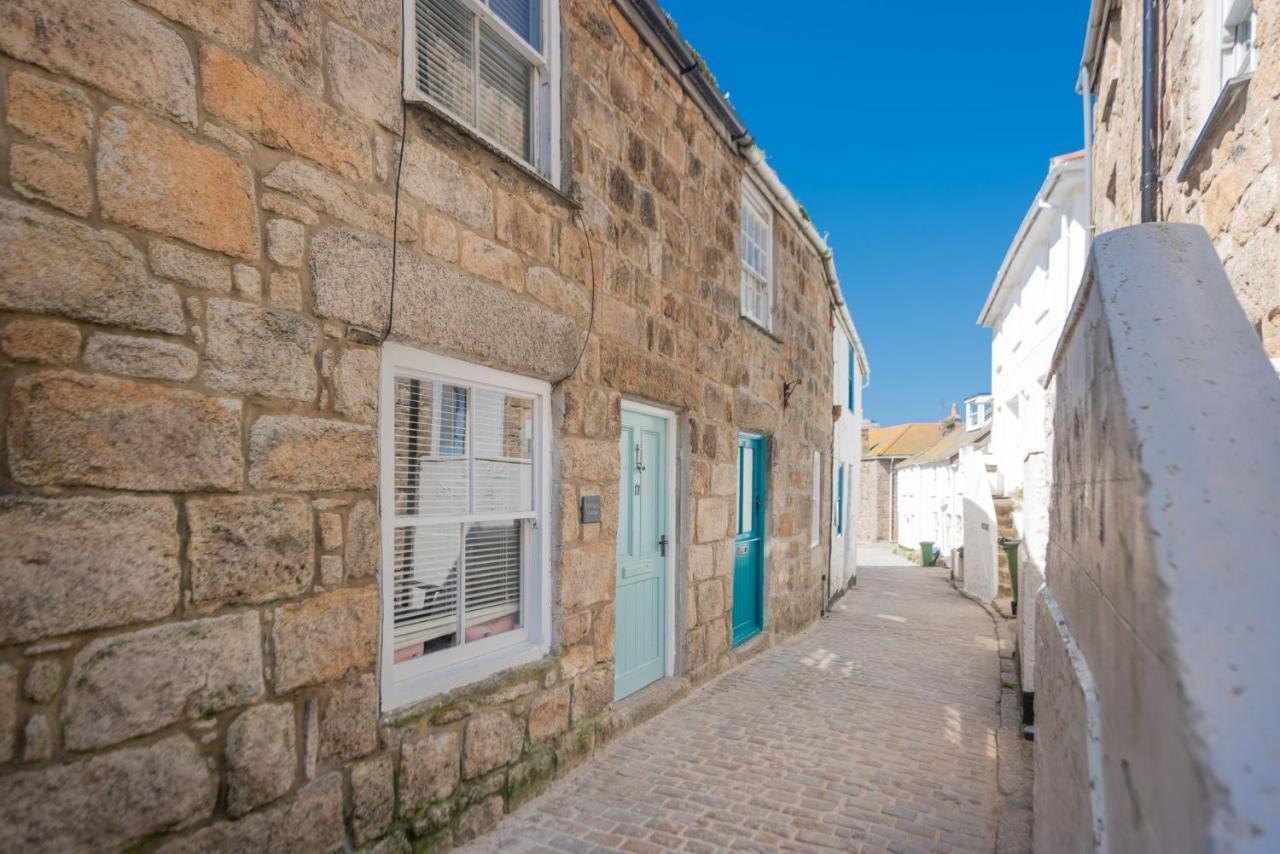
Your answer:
[658,1,1089,425]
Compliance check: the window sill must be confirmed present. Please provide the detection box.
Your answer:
[403,95,581,212]
[381,637,550,717]
[740,313,782,343]
[1177,72,1252,183]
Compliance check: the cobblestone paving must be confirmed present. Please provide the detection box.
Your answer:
[464,548,1006,852]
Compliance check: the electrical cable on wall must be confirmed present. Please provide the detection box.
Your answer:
[553,208,598,387]
[379,0,410,344]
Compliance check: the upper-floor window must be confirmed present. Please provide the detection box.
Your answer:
[380,344,550,710]
[407,0,561,182]
[1221,0,1258,83]
[740,179,774,331]
[965,398,992,432]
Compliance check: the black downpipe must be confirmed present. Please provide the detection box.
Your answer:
[1141,0,1158,222]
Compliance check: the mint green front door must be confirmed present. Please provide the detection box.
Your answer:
[615,409,667,700]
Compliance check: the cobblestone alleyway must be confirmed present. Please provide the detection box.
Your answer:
[461,545,1025,853]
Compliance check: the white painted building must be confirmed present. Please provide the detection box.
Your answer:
[895,398,991,559]
[980,151,1087,512]
[829,305,868,597]
[978,150,1089,689]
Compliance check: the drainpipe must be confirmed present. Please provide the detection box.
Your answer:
[1079,65,1095,245]
[1141,0,1158,222]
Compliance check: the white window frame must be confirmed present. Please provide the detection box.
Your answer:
[379,343,552,712]
[811,450,822,548]
[403,0,562,185]
[739,178,775,332]
[1219,0,1258,85]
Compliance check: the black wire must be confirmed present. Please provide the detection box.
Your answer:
[379,2,410,344]
[554,209,597,387]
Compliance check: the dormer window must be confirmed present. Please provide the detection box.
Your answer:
[965,397,992,432]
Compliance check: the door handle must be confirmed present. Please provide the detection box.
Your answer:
[658,534,668,557]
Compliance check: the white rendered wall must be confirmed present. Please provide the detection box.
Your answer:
[895,458,959,555]
[989,176,1088,502]
[987,168,1088,682]
[961,450,998,602]
[830,321,862,591]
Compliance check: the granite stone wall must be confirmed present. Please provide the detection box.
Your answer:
[857,457,894,542]
[0,0,838,850]
[1090,0,1280,355]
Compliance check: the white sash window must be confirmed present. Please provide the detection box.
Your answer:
[380,344,550,709]
[406,0,561,182]
[740,179,774,331]
[1220,0,1257,84]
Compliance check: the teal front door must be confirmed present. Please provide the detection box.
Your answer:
[614,409,668,700]
[732,433,766,646]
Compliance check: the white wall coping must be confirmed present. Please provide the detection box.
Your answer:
[1052,223,1280,850]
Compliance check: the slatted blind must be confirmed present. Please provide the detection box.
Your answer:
[393,523,461,649]
[391,372,533,656]
[478,26,532,161]
[414,0,539,164]
[463,522,522,624]
[416,0,474,124]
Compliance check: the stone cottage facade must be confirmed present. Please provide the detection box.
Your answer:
[1082,0,1280,358]
[0,0,855,850]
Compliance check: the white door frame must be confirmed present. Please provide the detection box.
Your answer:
[620,399,677,680]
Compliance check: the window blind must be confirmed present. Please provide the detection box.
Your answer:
[391,372,533,656]
[478,26,533,168]
[417,0,474,124]
[414,0,540,164]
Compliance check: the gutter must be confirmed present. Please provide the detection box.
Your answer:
[616,0,750,146]
[1078,0,1113,95]
[614,0,869,385]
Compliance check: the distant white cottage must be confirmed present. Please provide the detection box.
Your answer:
[894,397,992,562]
[978,150,1088,695]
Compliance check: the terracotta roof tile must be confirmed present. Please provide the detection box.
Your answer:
[862,422,945,459]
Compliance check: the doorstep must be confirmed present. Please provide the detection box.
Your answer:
[604,675,691,741]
